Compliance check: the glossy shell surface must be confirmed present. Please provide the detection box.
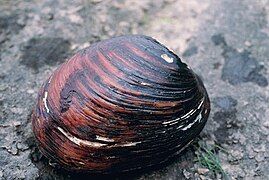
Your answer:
[32,35,210,173]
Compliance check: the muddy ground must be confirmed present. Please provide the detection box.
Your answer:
[0,0,269,179]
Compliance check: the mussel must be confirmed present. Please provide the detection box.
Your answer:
[31,35,210,173]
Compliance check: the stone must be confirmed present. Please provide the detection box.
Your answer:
[183,169,192,179]
[197,168,209,175]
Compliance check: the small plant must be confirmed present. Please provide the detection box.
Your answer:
[194,141,229,179]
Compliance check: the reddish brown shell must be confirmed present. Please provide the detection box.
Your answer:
[32,35,210,173]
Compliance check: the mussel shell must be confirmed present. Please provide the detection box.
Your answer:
[32,35,210,173]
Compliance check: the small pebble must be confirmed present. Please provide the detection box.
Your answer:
[0,84,7,91]
[27,89,35,94]
[71,43,79,50]
[182,169,192,179]
[199,175,207,180]
[46,13,54,20]
[228,149,243,164]
[255,153,265,162]
[16,142,29,151]
[68,14,83,24]
[197,168,209,175]
[194,173,200,180]
[253,144,265,153]
[237,48,244,53]
[263,121,269,128]
[244,41,251,47]
[216,173,222,179]
[79,42,90,49]
[10,107,24,115]
[12,121,22,127]
[8,146,18,155]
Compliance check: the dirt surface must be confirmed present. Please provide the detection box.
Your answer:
[0,0,269,179]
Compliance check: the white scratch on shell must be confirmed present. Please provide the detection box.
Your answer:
[163,98,205,127]
[180,109,196,119]
[119,142,141,147]
[48,76,52,83]
[169,121,180,126]
[162,116,181,125]
[176,124,184,129]
[57,127,107,147]
[58,127,141,148]
[181,112,202,131]
[162,109,196,125]
[141,82,150,86]
[107,156,117,159]
[197,98,204,109]
[43,91,50,113]
[96,135,115,142]
[161,54,173,63]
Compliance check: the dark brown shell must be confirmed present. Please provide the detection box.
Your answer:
[32,35,210,173]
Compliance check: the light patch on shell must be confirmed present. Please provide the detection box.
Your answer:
[197,98,204,110]
[180,109,196,119]
[107,156,117,159]
[168,121,179,126]
[37,118,41,125]
[58,127,141,147]
[181,112,202,131]
[162,118,180,125]
[43,91,50,113]
[140,82,151,86]
[176,124,184,129]
[58,127,107,147]
[118,142,141,147]
[161,54,173,63]
[48,76,53,84]
[96,135,115,142]
[162,98,204,126]
[162,109,196,125]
